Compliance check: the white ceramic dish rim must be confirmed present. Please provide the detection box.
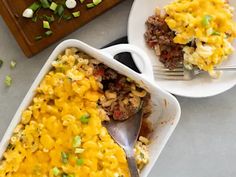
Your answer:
[128,0,236,98]
[0,39,181,177]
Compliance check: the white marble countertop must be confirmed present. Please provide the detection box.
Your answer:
[1,0,236,176]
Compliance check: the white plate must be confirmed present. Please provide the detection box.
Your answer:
[0,40,181,177]
[128,0,236,98]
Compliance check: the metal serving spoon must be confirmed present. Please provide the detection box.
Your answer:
[103,109,143,177]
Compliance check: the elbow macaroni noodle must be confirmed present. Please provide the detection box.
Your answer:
[0,48,149,177]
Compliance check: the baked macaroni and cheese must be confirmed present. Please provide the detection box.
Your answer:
[145,0,236,77]
[0,48,151,177]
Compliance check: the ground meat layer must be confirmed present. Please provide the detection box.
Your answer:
[144,13,184,69]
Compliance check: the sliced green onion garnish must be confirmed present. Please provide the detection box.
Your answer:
[50,2,58,11]
[52,167,60,176]
[212,31,221,36]
[5,75,12,87]
[75,148,85,154]
[202,15,212,26]
[40,0,50,8]
[73,136,81,148]
[80,113,90,124]
[61,152,69,164]
[35,35,43,41]
[42,15,55,23]
[80,0,85,3]
[32,15,38,22]
[93,0,102,5]
[63,14,73,20]
[0,60,3,68]
[10,60,16,69]
[45,30,53,36]
[76,158,84,166]
[86,3,95,8]
[56,5,64,16]
[72,11,80,18]
[43,21,50,29]
[29,2,41,11]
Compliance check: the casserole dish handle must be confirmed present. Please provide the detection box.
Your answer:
[101,44,154,80]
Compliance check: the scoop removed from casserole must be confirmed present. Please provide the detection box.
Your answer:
[0,48,152,177]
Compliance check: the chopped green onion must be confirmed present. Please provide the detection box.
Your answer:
[29,2,41,11]
[75,148,85,154]
[42,15,55,23]
[32,15,38,22]
[10,60,16,69]
[50,2,58,11]
[212,31,221,36]
[61,173,68,177]
[52,167,60,176]
[72,11,80,18]
[63,14,73,20]
[45,30,53,36]
[202,15,212,26]
[61,152,69,164]
[56,5,64,16]
[0,60,3,68]
[80,0,85,3]
[80,113,90,124]
[35,35,43,41]
[40,0,50,8]
[43,21,50,29]
[76,158,84,166]
[5,75,12,87]
[86,3,95,8]
[73,136,81,148]
[93,0,102,5]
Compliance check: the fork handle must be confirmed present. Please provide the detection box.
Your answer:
[126,149,140,177]
[215,66,236,71]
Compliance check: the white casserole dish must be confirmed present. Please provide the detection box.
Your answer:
[0,39,181,177]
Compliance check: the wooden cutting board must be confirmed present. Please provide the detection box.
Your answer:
[0,0,123,57]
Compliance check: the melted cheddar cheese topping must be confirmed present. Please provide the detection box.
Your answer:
[165,0,236,75]
[0,49,136,177]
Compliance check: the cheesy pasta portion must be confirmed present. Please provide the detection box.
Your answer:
[0,48,149,177]
[165,0,236,76]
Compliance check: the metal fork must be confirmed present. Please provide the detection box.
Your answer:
[153,65,236,80]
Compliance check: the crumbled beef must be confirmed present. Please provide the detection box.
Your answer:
[144,14,184,69]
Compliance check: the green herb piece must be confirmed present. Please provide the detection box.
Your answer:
[5,75,12,87]
[61,173,68,177]
[0,60,3,68]
[212,31,221,36]
[75,148,85,154]
[43,21,50,29]
[93,0,102,5]
[61,152,69,164]
[35,35,43,41]
[52,167,60,176]
[72,11,80,18]
[80,113,90,124]
[202,15,213,26]
[50,2,58,11]
[76,158,84,166]
[40,0,50,8]
[42,15,55,23]
[86,3,95,8]
[80,0,85,3]
[63,14,73,20]
[32,15,38,22]
[56,4,65,16]
[10,60,16,69]
[68,174,75,177]
[29,2,41,11]
[73,136,81,148]
[45,30,53,36]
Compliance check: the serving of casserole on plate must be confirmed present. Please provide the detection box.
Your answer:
[0,40,181,177]
[128,0,236,98]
